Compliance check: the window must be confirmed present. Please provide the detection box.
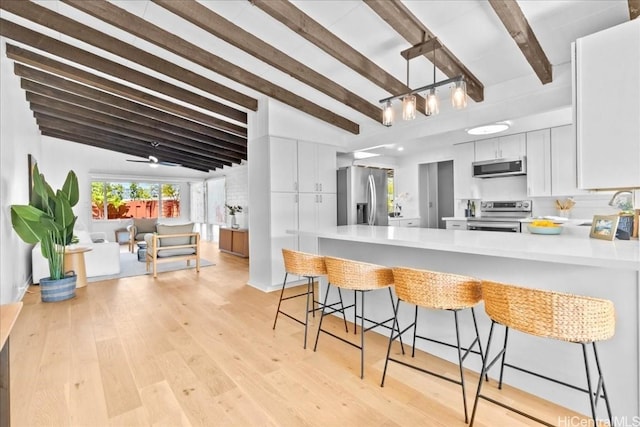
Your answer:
[91,181,181,220]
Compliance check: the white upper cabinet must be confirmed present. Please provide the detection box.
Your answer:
[297,141,337,193]
[269,137,298,192]
[526,129,552,197]
[475,134,526,161]
[551,125,588,196]
[575,19,640,189]
[453,142,480,199]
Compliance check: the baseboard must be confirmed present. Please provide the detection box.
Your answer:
[16,275,31,302]
[246,278,306,293]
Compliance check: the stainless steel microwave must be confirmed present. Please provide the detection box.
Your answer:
[472,157,526,178]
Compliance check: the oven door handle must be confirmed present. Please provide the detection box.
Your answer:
[467,222,520,231]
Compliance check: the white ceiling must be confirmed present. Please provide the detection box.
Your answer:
[3,0,632,160]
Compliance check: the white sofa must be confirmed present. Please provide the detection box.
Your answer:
[31,231,121,284]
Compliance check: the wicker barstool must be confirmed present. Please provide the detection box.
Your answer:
[470,281,615,427]
[381,267,485,423]
[314,256,404,379]
[273,249,348,349]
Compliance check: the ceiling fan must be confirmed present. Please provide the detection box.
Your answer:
[126,155,181,167]
[126,142,181,167]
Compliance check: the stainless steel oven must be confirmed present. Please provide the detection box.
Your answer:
[467,200,532,232]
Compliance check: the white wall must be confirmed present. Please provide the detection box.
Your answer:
[0,39,43,303]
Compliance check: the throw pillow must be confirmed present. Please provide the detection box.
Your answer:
[135,218,157,234]
[156,223,194,247]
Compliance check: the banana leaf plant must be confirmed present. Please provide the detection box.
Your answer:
[11,164,79,280]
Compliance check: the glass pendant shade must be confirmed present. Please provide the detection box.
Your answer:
[451,80,467,109]
[402,94,416,121]
[426,88,439,116]
[382,101,393,126]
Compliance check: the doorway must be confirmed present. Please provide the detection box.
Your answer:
[419,160,454,229]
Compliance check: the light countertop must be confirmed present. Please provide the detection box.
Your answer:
[298,225,640,270]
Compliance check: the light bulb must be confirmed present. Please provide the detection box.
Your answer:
[402,95,416,121]
[426,88,439,116]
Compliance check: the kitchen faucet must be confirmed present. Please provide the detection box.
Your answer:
[607,190,635,210]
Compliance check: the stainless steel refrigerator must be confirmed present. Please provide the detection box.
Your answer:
[337,166,389,226]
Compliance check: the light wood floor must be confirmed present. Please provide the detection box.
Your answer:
[9,241,596,426]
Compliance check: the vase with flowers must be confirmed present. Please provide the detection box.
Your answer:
[225,204,242,228]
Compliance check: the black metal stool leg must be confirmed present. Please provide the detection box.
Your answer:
[387,287,405,355]
[272,272,288,329]
[582,342,599,424]
[453,310,469,423]
[381,298,402,387]
[313,283,332,351]
[498,327,510,389]
[470,307,489,382]
[337,288,349,333]
[360,290,365,379]
[311,277,316,318]
[470,321,496,427]
[303,276,312,349]
[592,342,613,425]
[412,305,418,357]
[353,290,357,335]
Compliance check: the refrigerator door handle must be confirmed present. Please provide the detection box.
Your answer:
[367,174,376,225]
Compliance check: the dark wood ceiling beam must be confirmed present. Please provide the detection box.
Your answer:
[36,121,225,171]
[364,0,484,102]
[20,79,247,156]
[488,0,553,84]
[0,1,257,112]
[400,38,442,61]
[6,44,247,137]
[630,0,640,20]
[33,108,233,168]
[39,128,219,172]
[60,0,359,134]
[151,0,381,123]
[27,100,243,164]
[0,19,247,124]
[250,0,427,113]
[15,63,247,149]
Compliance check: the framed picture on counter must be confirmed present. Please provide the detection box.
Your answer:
[589,214,619,241]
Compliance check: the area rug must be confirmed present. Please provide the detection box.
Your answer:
[87,252,214,282]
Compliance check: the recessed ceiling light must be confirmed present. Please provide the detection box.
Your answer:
[397,147,404,151]
[467,123,510,135]
[353,151,380,159]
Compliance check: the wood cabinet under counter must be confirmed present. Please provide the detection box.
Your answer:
[219,228,249,258]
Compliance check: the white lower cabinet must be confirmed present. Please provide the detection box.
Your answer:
[389,217,420,227]
[445,220,468,230]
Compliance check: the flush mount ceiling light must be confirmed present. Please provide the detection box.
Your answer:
[379,38,467,127]
[467,122,510,135]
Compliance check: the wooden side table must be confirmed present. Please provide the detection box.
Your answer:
[64,246,93,288]
[1,302,23,427]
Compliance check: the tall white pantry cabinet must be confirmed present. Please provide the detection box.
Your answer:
[248,136,337,291]
[574,18,640,189]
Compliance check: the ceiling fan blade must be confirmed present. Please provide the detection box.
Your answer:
[126,159,151,163]
[158,161,181,167]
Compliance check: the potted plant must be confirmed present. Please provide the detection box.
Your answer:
[225,204,242,228]
[11,164,79,302]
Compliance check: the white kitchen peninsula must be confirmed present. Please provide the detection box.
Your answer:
[302,225,640,419]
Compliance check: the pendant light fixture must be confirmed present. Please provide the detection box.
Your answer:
[382,100,393,127]
[402,58,416,121]
[379,37,467,127]
[425,42,439,116]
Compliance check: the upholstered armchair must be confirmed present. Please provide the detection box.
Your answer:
[144,223,200,278]
[126,218,158,252]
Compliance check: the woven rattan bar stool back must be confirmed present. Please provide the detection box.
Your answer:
[381,267,484,423]
[273,249,347,349]
[313,256,404,379]
[470,280,615,426]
